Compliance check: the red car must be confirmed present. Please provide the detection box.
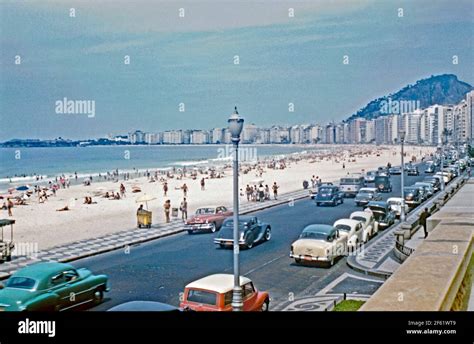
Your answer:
[180,274,270,311]
[184,206,232,234]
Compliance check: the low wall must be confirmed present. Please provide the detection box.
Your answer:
[361,178,474,311]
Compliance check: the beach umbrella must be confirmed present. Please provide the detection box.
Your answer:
[135,193,157,209]
[16,185,30,191]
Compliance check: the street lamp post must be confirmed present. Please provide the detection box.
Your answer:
[228,106,244,312]
[399,131,406,222]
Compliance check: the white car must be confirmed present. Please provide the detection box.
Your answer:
[333,219,363,249]
[350,211,378,243]
[435,171,450,184]
[387,197,409,218]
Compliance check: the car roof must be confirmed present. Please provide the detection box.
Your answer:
[185,274,251,294]
[367,201,388,208]
[359,187,377,192]
[333,219,360,227]
[11,262,73,280]
[387,197,403,202]
[351,211,371,219]
[303,224,334,234]
[107,301,179,312]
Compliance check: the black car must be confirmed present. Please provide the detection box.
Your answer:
[374,176,392,193]
[403,187,423,207]
[423,176,441,192]
[214,216,271,249]
[407,166,419,176]
[354,188,382,207]
[366,201,396,230]
[315,186,344,206]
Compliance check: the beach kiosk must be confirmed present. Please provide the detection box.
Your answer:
[135,194,155,228]
[0,219,15,264]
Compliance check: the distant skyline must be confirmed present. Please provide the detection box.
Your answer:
[1,0,473,140]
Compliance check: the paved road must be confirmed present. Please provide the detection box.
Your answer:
[74,163,431,310]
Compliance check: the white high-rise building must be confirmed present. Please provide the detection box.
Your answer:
[365,120,375,143]
[162,130,183,144]
[242,123,258,143]
[190,130,209,144]
[466,90,474,144]
[211,128,224,144]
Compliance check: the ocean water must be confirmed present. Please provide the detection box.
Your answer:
[0,145,317,190]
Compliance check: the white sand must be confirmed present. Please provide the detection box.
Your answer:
[2,145,435,251]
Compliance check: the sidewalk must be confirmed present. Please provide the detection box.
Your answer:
[0,188,309,280]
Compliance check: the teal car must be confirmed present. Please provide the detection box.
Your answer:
[0,262,109,311]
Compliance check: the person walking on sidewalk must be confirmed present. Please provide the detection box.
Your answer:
[180,198,188,221]
[164,199,171,223]
[419,207,430,238]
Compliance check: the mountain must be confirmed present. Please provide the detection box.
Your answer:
[347,74,473,121]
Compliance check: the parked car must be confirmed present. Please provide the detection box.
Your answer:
[387,197,409,218]
[180,274,269,311]
[412,184,428,202]
[339,174,366,198]
[365,201,396,230]
[350,211,377,243]
[184,206,232,234]
[315,185,344,206]
[354,187,382,207]
[407,166,420,176]
[290,224,346,266]
[365,170,378,183]
[333,219,363,249]
[0,262,109,311]
[377,166,390,176]
[388,166,402,175]
[424,164,436,174]
[214,216,271,249]
[414,182,434,198]
[374,175,392,193]
[107,301,180,312]
[403,187,423,207]
[423,176,441,192]
[435,171,450,184]
[309,182,333,200]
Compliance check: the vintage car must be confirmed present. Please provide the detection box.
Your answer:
[184,205,232,234]
[388,166,402,175]
[214,216,271,249]
[424,164,436,174]
[290,224,347,266]
[309,182,334,200]
[414,182,434,198]
[350,211,378,243]
[407,166,420,176]
[339,174,365,198]
[107,301,180,312]
[365,201,396,230]
[333,219,363,249]
[180,274,269,311]
[354,187,382,207]
[0,262,109,311]
[423,176,441,192]
[374,175,392,193]
[314,186,344,206]
[365,170,378,183]
[435,171,451,184]
[387,197,409,218]
[404,187,423,207]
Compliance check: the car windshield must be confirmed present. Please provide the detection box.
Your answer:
[195,208,215,215]
[223,220,249,228]
[319,187,333,194]
[352,216,367,223]
[340,178,361,185]
[5,277,37,290]
[335,224,351,232]
[358,190,373,195]
[300,231,328,240]
[374,177,389,183]
[186,289,217,306]
[404,188,417,194]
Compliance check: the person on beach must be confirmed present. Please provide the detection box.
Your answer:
[164,200,171,223]
[265,185,270,200]
[246,185,252,201]
[419,208,430,238]
[137,204,144,214]
[56,205,69,211]
[181,183,188,197]
[180,198,188,221]
[163,182,168,196]
[120,183,126,198]
[200,178,205,191]
[272,182,279,200]
[7,198,13,217]
[311,175,316,188]
[258,184,265,202]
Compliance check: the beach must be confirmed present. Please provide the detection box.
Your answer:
[1,144,435,252]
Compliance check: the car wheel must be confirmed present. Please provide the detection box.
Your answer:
[264,228,271,241]
[340,198,344,204]
[209,223,217,233]
[316,202,320,206]
[295,258,301,264]
[261,299,269,312]
[329,257,335,266]
[93,288,104,304]
[5,255,11,262]
[246,241,254,249]
[219,243,225,249]
[187,230,193,235]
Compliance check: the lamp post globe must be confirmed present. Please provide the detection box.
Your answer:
[399,131,406,222]
[228,106,244,142]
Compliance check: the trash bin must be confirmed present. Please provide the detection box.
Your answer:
[137,210,152,228]
[172,207,179,217]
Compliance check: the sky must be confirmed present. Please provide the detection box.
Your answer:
[0,0,473,140]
